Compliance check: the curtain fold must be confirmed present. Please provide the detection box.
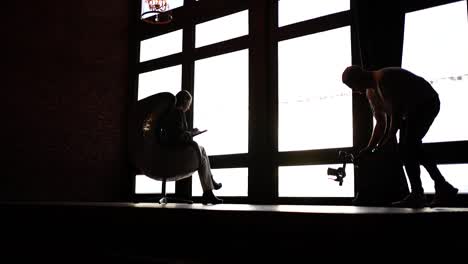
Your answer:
[349,0,409,205]
[351,0,405,70]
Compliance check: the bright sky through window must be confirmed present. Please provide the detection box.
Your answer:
[278,26,352,151]
[194,50,248,155]
[140,30,183,62]
[195,10,248,48]
[402,1,468,143]
[279,0,349,27]
[279,164,354,197]
[138,65,182,100]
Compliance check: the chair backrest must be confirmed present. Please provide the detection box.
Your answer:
[133,92,199,182]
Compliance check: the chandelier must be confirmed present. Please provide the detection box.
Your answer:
[141,0,173,25]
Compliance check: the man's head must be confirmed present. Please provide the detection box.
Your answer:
[342,65,373,92]
[175,90,192,112]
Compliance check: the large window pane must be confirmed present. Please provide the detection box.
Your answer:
[419,164,468,194]
[278,27,352,151]
[195,10,248,48]
[279,164,355,197]
[279,0,349,27]
[137,65,181,100]
[192,168,248,197]
[139,30,183,62]
[402,1,468,143]
[135,175,175,194]
[194,50,248,155]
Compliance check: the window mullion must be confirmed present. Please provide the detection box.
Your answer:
[248,0,279,204]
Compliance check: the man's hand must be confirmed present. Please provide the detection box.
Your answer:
[355,146,376,163]
[358,147,374,157]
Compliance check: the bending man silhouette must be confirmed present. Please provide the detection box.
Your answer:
[342,65,458,208]
[162,90,223,205]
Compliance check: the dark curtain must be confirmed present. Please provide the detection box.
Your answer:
[351,0,405,70]
[350,0,409,205]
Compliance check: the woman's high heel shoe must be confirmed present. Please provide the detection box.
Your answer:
[213,180,222,190]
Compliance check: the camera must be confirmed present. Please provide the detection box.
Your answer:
[327,151,355,186]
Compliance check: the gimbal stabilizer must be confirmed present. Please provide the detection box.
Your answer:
[327,151,355,186]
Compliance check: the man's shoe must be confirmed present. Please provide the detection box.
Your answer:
[430,184,458,207]
[392,193,426,208]
[202,190,223,205]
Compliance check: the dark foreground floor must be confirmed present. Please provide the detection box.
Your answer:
[1,202,467,263]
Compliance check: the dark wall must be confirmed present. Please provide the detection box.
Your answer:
[2,1,132,201]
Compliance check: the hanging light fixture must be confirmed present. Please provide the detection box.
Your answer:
[141,0,174,25]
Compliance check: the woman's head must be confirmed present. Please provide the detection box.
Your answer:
[175,90,192,112]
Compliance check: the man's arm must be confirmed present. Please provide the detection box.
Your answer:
[378,110,400,148]
[375,78,403,149]
[376,71,404,148]
[367,111,387,150]
[362,89,387,153]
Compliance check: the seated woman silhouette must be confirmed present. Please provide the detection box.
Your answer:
[161,90,223,205]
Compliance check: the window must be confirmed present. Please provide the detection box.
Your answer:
[192,168,248,197]
[420,164,468,194]
[139,30,183,62]
[137,65,182,100]
[278,26,352,151]
[133,1,357,203]
[135,175,175,194]
[279,164,354,197]
[279,0,350,27]
[402,1,468,143]
[195,10,249,48]
[193,49,249,155]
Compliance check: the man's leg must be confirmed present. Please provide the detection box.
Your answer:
[419,150,458,206]
[392,116,426,208]
[400,141,425,195]
[415,97,457,205]
[417,96,447,185]
[420,152,446,185]
[399,118,425,195]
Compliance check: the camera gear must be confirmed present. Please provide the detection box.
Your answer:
[352,144,410,206]
[327,151,355,186]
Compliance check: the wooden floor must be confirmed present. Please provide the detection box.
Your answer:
[6,201,468,212]
[133,202,468,213]
[1,202,468,263]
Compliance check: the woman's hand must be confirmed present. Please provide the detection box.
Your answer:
[181,131,192,142]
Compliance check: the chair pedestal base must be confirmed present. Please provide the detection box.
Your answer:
[159,196,193,204]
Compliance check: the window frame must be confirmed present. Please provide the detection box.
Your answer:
[132,0,251,202]
[401,0,468,166]
[130,0,468,204]
[400,0,468,197]
[275,6,353,203]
